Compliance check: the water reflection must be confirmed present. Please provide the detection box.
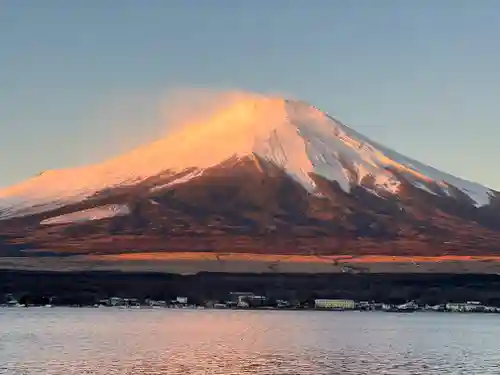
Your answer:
[1,309,500,374]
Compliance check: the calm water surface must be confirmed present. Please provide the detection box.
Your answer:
[0,308,499,374]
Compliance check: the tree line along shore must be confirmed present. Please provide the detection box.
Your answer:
[3,270,500,308]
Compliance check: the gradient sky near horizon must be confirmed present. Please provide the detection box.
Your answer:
[2,1,500,189]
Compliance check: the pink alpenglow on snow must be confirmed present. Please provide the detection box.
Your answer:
[0,94,494,220]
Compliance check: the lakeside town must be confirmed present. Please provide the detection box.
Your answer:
[3,292,500,314]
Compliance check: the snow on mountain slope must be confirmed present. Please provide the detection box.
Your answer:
[0,94,494,219]
[149,169,204,193]
[288,102,493,205]
[40,204,130,225]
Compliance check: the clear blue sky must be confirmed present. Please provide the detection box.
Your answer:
[2,1,500,189]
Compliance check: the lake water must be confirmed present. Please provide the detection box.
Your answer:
[1,308,499,374]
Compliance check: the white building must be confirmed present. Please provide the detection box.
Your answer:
[176,297,188,304]
[446,302,485,312]
[314,299,355,310]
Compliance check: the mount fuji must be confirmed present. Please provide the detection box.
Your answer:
[1,95,499,257]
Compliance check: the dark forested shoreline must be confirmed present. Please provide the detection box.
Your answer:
[3,270,500,307]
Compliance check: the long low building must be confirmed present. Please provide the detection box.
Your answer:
[315,299,356,310]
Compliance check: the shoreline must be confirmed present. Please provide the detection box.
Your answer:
[2,305,500,315]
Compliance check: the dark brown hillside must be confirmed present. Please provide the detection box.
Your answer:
[1,156,500,257]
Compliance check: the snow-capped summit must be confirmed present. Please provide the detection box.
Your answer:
[0,94,495,219]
